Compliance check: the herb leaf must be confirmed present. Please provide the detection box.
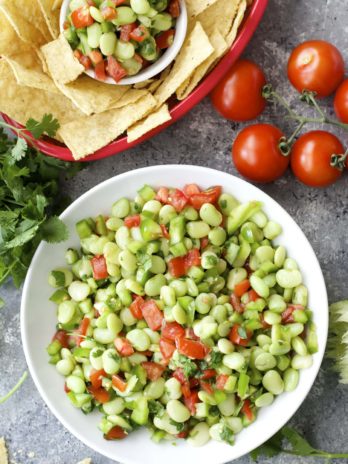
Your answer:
[220,425,234,445]
[11,137,27,162]
[25,114,60,139]
[40,216,69,243]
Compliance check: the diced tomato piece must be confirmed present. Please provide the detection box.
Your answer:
[75,317,90,346]
[129,296,144,320]
[189,378,200,388]
[167,189,189,212]
[201,369,216,380]
[104,425,127,440]
[176,430,188,439]
[200,381,214,395]
[114,337,134,357]
[130,25,149,42]
[112,0,127,5]
[183,183,201,196]
[155,187,169,203]
[73,49,82,60]
[185,248,201,268]
[140,350,153,357]
[91,255,108,280]
[87,0,96,5]
[106,56,127,82]
[120,22,137,41]
[124,214,141,228]
[181,381,191,398]
[282,304,305,324]
[142,300,164,331]
[90,369,107,389]
[52,330,69,348]
[71,6,94,28]
[64,383,71,393]
[133,53,144,65]
[241,399,254,421]
[156,29,175,49]
[248,289,260,302]
[79,54,92,70]
[63,20,70,30]
[95,60,106,81]
[89,50,103,65]
[176,337,207,360]
[230,293,244,314]
[184,390,199,415]
[216,374,229,390]
[159,337,175,360]
[101,6,117,20]
[185,327,200,340]
[189,186,222,210]
[229,324,253,347]
[112,374,127,392]
[168,0,180,17]
[168,256,186,278]
[200,237,209,249]
[160,224,170,239]
[141,362,165,381]
[88,385,110,403]
[162,321,185,341]
[234,279,251,297]
[173,368,186,384]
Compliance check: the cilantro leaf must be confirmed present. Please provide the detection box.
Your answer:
[282,427,316,456]
[50,271,66,287]
[178,355,198,378]
[220,425,234,446]
[209,351,223,368]
[148,400,164,416]
[169,419,185,432]
[10,137,27,162]
[250,430,283,460]
[25,114,60,139]
[40,216,69,243]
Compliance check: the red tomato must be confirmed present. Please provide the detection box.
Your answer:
[142,300,164,331]
[183,184,201,196]
[159,337,176,360]
[113,0,127,4]
[124,214,141,228]
[160,224,170,238]
[184,390,199,415]
[229,324,252,347]
[200,381,214,395]
[232,124,289,183]
[241,399,254,421]
[167,189,189,212]
[155,187,169,203]
[176,338,207,360]
[64,383,71,393]
[107,56,127,82]
[334,79,348,124]
[88,386,110,403]
[90,369,107,389]
[281,304,304,324]
[129,296,144,320]
[176,431,188,439]
[162,322,185,341]
[101,6,117,20]
[52,330,69,348]
[201,369,216,380]
[200,237,209,250]
[75,317,90,346]
[114,337,134,357]
[120,23,137,41]
[95,60,106,81]
[79,55,92,70]
[234,279,250,297]
[173,368,186,384]
[141,362,165,381]
[112,374,127,392]
[230,293,244,314]
[156,29,175,49]
[71,6,94,28]
[248,290,260,302]
[91,255,108,280]
[189,378,200,388]
[168,256,186,278]
[73,49,82,60]
[168,0,180,17]
[130,25,149,42]
[216,374,229,390]
[189,186,222,210]
[291,131,343,187]
[287,40,344,98]
[89,50,103,65]
[211,59,266,121]
[105,425,127,440]
[185,248,201,268]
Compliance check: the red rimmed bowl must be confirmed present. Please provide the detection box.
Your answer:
[1,0,268,162]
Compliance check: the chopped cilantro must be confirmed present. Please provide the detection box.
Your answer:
[220,425,235,446]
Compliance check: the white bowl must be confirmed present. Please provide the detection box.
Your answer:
[21,165,328,464]
[59,0,187,85]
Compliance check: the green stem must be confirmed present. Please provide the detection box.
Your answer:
[285,450,348,459]
[331,147,348,171]
[0,371,28,404]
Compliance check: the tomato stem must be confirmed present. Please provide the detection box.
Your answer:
[330,147,348,171]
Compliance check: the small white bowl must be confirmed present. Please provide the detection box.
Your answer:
[21,165,328,464]
[60,0,187,85]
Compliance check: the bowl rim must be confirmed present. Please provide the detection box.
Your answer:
[59,0,188,85]
[20,164,328,464]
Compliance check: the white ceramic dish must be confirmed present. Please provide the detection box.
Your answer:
[59,0,187,85]
[21,165,328,464]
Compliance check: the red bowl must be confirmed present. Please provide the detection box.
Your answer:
[1,0,268,162]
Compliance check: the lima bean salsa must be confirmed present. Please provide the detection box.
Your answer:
[64,0,180,82]
[47,184,318,446]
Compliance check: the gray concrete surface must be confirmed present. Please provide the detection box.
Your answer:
[1,0,348,463]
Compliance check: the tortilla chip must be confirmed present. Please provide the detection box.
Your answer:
[186,0,219,17]
[154,22,214,106]
[0,438,8,464]
[3,54,60,94]
[133,79,155,89]
[36,0,61,39]
[110,89,149,109]
[0,0,49,46]
[52,0,63,9]
[127,104,171,142]
[58,94,157,159]
[197,0,241,38]
[176,28,227,100]
[226,0,247,46]
[41,34,84,85]
[0,61,83,141]
[0,11,34,56]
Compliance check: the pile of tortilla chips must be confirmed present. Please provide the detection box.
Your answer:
[0,0,247,160]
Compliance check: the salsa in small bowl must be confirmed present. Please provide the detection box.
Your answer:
[60,0,187,85]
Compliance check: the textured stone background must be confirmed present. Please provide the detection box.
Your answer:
[1,0,348,463]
